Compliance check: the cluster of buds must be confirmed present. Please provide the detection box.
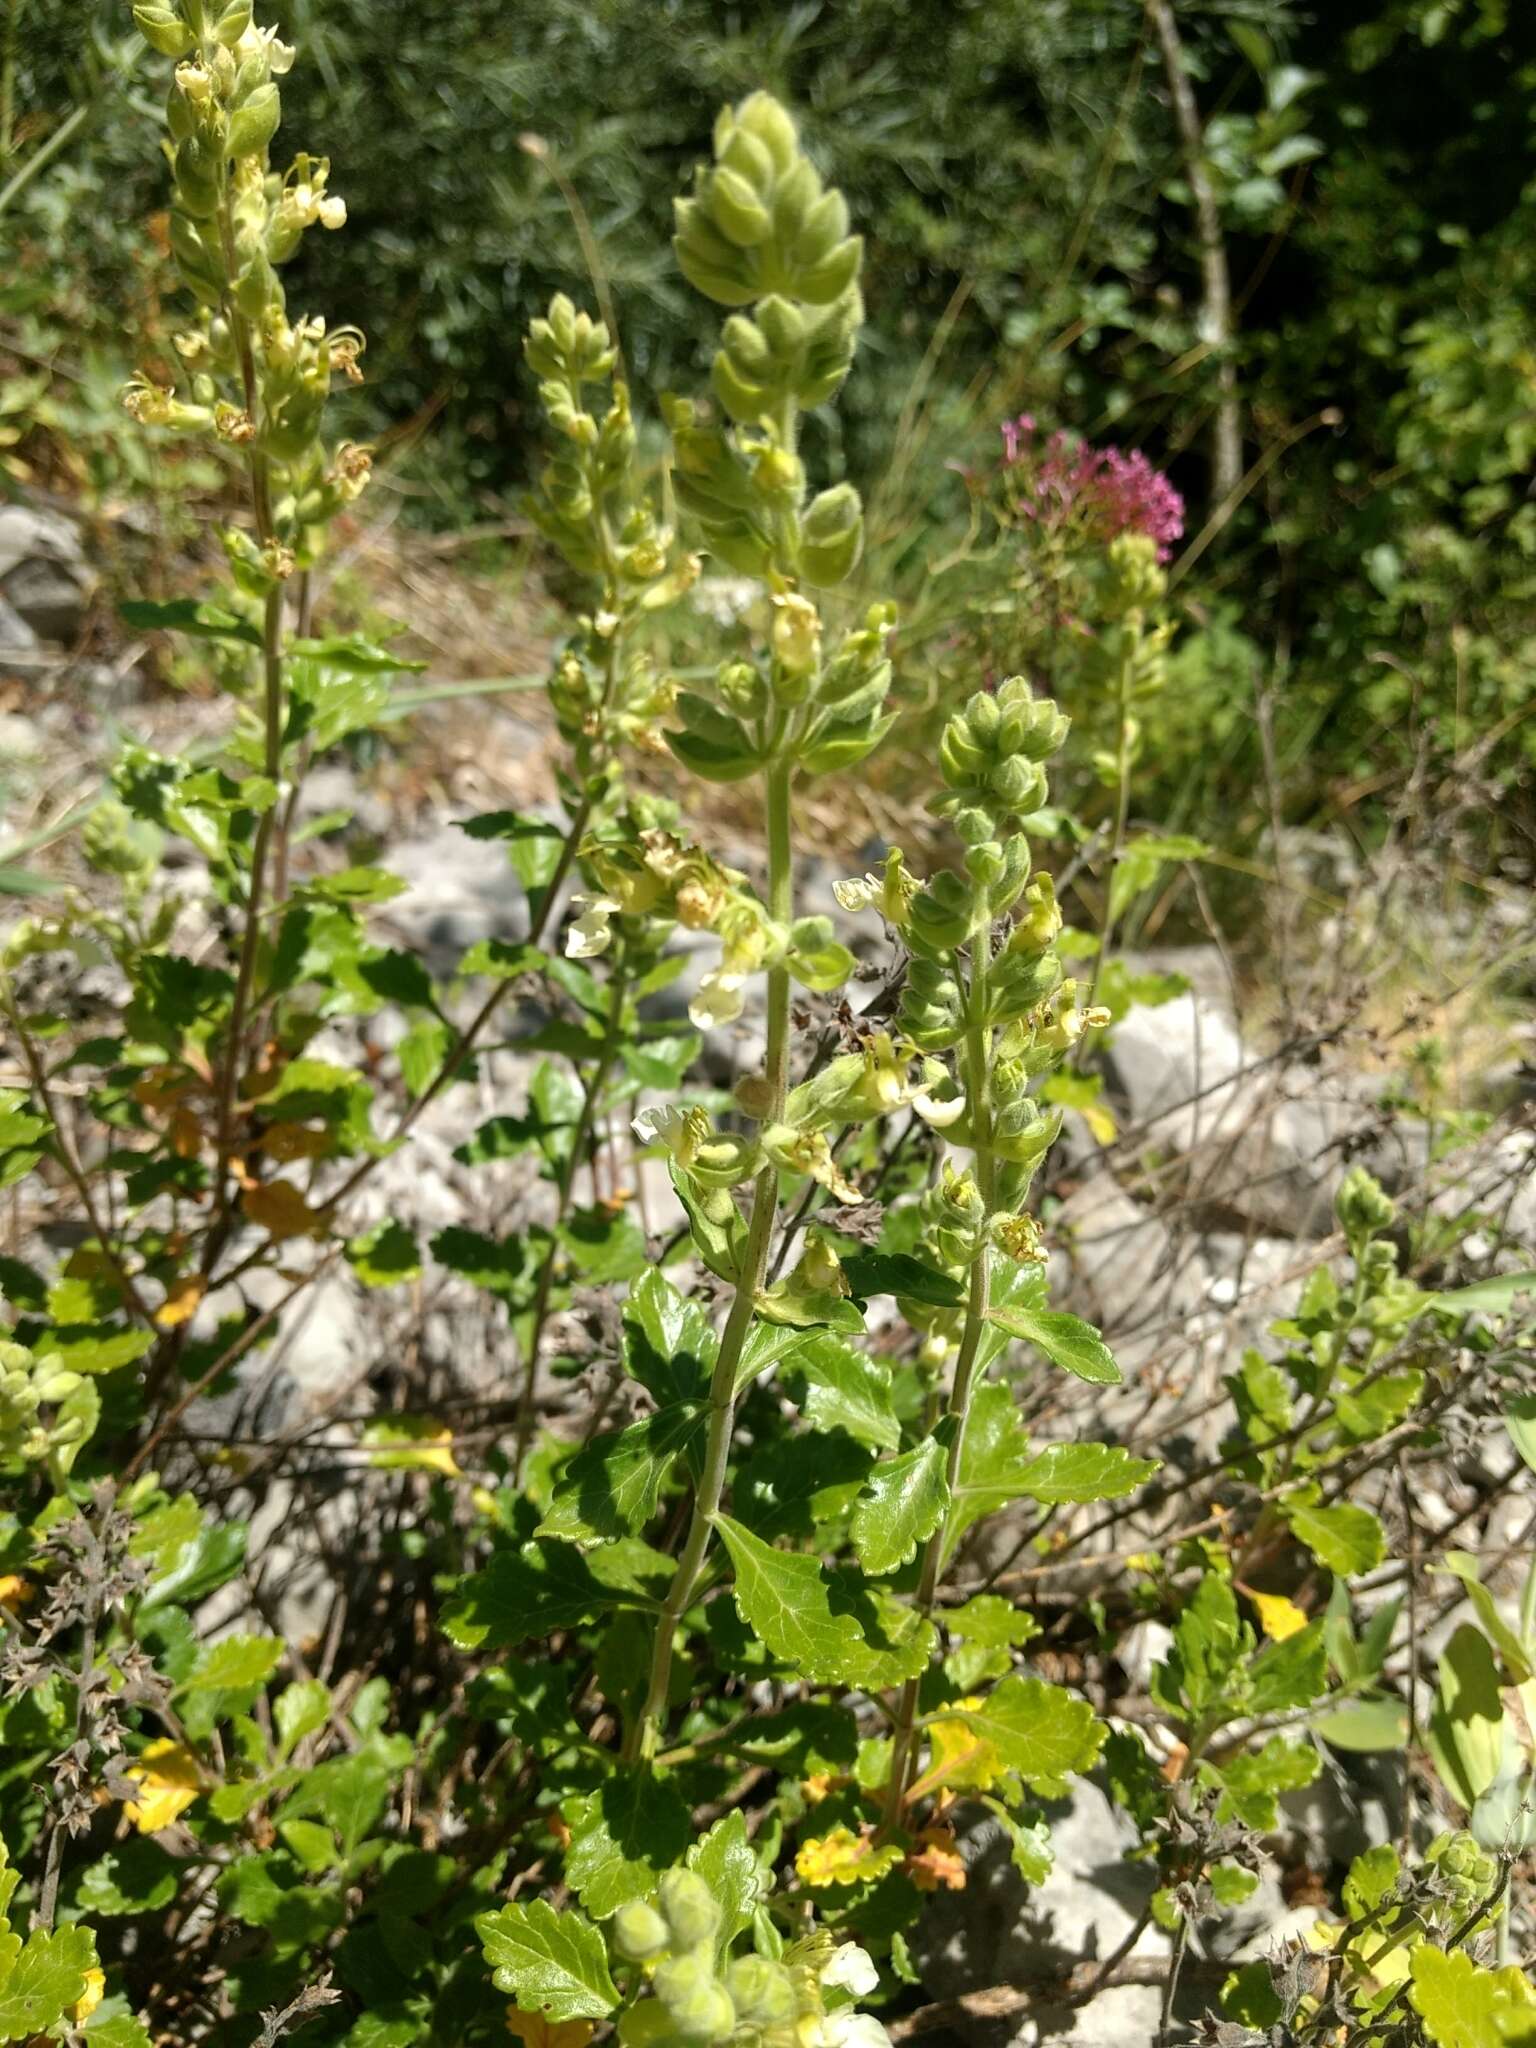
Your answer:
[1080,533,1175,786]
[125,0,372,551]
[668,601,895,790]
[1423,1831,1500,1924]
[636,1027,960,1223]
[570,822,858,1032]
[611,1871,888,2047]
[832,680,1113,1323]
[524,296,698,607]
[0,1339,88,1471]
[666,91,866,592]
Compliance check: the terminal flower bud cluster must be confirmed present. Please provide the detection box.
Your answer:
[124,0,372,557]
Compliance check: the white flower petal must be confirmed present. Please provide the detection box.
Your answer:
[688,970,746,1030]
[565,895,618,959]
[631,1105,686,1149]
[822,2016,892,2048]
[821,1944,879,1998]
[913,1089,966,1130]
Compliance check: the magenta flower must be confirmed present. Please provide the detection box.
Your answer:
[999,417,1185,560]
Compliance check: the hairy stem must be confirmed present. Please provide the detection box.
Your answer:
[1080,634,1135,1035]
[208,163,285,1240]
[882,912,996,1829]
[624,757,795,1764]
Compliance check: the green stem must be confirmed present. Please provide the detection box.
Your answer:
[207,163,285,1241]
[623,757,795,1765]
[882,910,996,1830]
[1081,633,1136,1033]
[512,941,632,1481]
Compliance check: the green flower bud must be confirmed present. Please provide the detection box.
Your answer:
[613,1900,670,1964]
[792,188,851,268]
[134,5,196,57]
[908,869,977,953]
[899,956,963,1051]
[800,482,864,586]
[995,681,1071,761]
[676,91,863,317]
[1335,1165,1395,1241]
[709,164,773,247]
[727,90,798,175]
[716,660,768,718]
[653,1955,735,2044]
[725,1956,798,2026]
[965,838,1007,888]
[227,81,280,159]
[657,1869,721,1954]
[1099,531,1166,613]
[212,0,253,44]
[990,754,1047,814]
[1426,1830,1498,1916]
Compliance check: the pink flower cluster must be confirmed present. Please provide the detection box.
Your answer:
[999,416,1185,561]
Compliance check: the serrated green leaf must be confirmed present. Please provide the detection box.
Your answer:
[274,1680,330,1759]
[441,1541,623,1649]
[179,1635,284,1694]
[943,1594,1041,1649]
[713,1514,933,1688]
[475,1898,618,2021]
[1247,1621,1328,1713]
[730,1319,825,1397]
[556,1206,649,1283]
[839,1250,964,1308]
[120,596,263,646]
[539,1405,705,1543]
[74,1840,178,1917]
[1342,1842,1401,1918]
[685,1811,763,1954]
[735,1432,873,1541]
[36,1324,154,1376]
[564,1772,692,1918]
[623,1269,716,1405]
[785,1334,899,1450]
[1409,1943,1536,2047]
[1015,1440,1160,1506]
[850,1431,950,1574]
[945,1677,1105,1791]
[0,1920,96,2037]
[942,1380,1031,1563]
[987,1801,1053,1884]
[1211,1735,1319,1828]
[984,1302,1120,1385]
[1283,1499,1385,1576]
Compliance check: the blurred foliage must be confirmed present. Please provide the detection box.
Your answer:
[3,0,1535,827]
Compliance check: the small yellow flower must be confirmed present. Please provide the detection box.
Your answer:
[0,1574,33,1614]
[1248,1590,1309,1642]
[795,1826,902,1889]
[124,1740,203,1834]
[71,1969,106,2024]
